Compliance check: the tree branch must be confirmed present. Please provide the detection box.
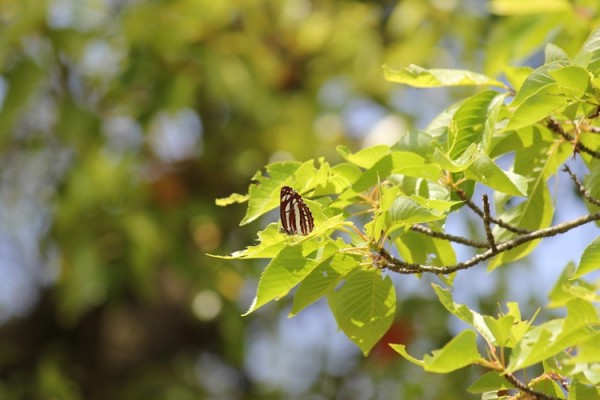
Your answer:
[410,224,489,249]
[562,164,600,207]
[547,118,600,159]
[482,194,497,253]
[503,372,561,400]
[377,210,600,274]
[454,187,531,234]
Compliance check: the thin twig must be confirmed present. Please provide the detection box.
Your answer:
[454,187,531,234]
[410,224,489,249]
[587,106,600,119]
[503,372,560,400]
[562,164,600,207]
[482,194,497,253]
[585,126,600,134]
[547,118,600,159]
[377,210,600,274]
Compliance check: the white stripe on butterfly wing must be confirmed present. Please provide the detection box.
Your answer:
[292,201,302,234]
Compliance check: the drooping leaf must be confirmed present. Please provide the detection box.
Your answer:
[505,83,570,131]
[391,329,483,373]
[383,64,506,88]
[544,43,570,64]
[483,314,515,348]
[337,144,390,169]
[464,152,528,196]
[328,268,396,355]
[490,0,571,15]
[507,299,599,371]
[239,161,303,225]
[215,192,249,206]
[468,371,515,393]
[396,230,457,267]
[290,252,359,316]
[575,235,600,278]
[387,196,446,227]
[449,91,503,158]
[432,284,496,344]
[244,241,339,315]
[575,26,600,74]
[423,330,483,373]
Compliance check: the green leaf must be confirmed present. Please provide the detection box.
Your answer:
[434,144,477,172]
[505,83,570,131]
[215,192,249,206]
[575,236,600,278]
[507,299,599,372]
[568,381,600,400]
[483,314,515,348]
[549,65,590,98]
[290,253,359,316]
[328,268,396,355]
[503,65,533,92]
[337,144,390,169]
[208,223,286,260]
[490,140,570,269]
[506,302,537,346]
[396,230,457,267]
[389,343,425,367]
[390,151,443,180]
[449,91,503,158]
[387,196,446,227]
[569,331,600,363]
[545,43,570,64]
[490,0,571,15]
[490,125,553,158]
[432,284,496,344]
[349,154,393,193]
[468,371,515,393]
[464,152,528,196]
[239,161,303,225]
[423,330,482,373]
[575,27,600,74]
[244,241,338,315]
[383,64,506,88]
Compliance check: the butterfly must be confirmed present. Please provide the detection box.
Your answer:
[280,186,314,235]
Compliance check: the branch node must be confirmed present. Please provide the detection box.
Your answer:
[563,164,600,207]
[482,194,498,253]
[454,187,531,234]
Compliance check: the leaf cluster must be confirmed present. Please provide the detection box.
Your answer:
[215,27,600,398]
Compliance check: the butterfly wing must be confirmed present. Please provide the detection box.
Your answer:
[280,186,314,235]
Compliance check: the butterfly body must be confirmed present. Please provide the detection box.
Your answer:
[280,186,314,235]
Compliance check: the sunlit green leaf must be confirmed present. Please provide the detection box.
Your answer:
[490,0,571,15]
[389,343,425,367]
[449,91,502,158]
[396,230,456,267]
[290,252,359,316]
[387,196,445,227]
[575,26,600,73]
[215,192,249,206]
[423,330,482,373]
[383,64,506,88]
[337,144,390,169]
[545,43,570,64]
[328,268,396,355]
[432,284,496,344]
[575,236,600,278]
[468,371,514,393]
[464,152,528,196]
[244,241,339,315]
[239,161,303,225]
[507,299,598,371]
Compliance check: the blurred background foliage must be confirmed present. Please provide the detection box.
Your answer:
[0,0,599,399]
